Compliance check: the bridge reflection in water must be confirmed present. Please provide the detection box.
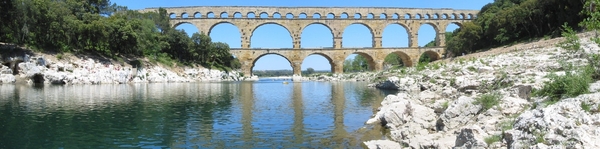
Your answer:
[0,82,395,148]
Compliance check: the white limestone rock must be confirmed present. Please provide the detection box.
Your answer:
[508,92,600,148]
[0,74,15,84]
[375,76,419,92]
[439,96,482,130]
[363,140,402,149]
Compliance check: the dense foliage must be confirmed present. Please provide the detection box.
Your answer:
[447,0,586,56]
[0,0,240,70]
[344,55,370,72]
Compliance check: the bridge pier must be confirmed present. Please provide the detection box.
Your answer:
[332,61,344,74]
[437,31,446,47]
[374,60,384,71]
[333,37,342,49]
[291,61,302,76]
[241,62,253,77]
[373,36,382,48]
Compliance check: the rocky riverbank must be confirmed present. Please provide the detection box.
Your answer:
[0,48,244,84]
[363,33,600,148]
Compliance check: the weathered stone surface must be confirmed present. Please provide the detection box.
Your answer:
[363,140,401,149]
[0,74,15,84]
[439,96,481,130]
[364,34,600,148]
[374,76,419,92]
[509,92,600,148]
[0,65,12,74]
[590,80,600,93]
[454,125,488,148]
[515,85,533,100]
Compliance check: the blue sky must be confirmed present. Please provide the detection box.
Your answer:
[112,0,493,71]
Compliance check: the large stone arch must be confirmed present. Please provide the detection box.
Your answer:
[301,22,334,37]
[302,52,335,72]
[207,21,241,36]
[340,22,375,48]
[249,22,294,47]
[417,22,440,34]
[171,21,201,32]
[251,53,293,71]
[387,51,414,67]
[300,22,335,48]
[383,22,412,47]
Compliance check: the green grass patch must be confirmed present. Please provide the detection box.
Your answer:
[484,135,502,145]
[533,66,594,104]
[467,66,477,72]
[581,102,592,112]
[473,92,502,112]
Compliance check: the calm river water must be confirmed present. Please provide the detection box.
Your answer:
[0,80,395,148]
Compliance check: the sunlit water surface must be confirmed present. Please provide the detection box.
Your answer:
[0,80,395,148]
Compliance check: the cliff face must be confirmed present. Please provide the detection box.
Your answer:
[365,35,600,148]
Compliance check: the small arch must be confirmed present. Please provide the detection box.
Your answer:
[424,14,430,19]
[380,13,387,19]
[415,14,422,19]
[273,12,282,18]
[392,13,399,19]
[312,13,321,19]
[467,14,473,19]
[459,13,465,19]
[451,13,457,20]
[299,13,308,19]
[341,12,349,19]
[220,12,228,18]
[327,13,335,19]
[404,13,411,19]
[433,14,439,19]
[169,13,176,19]
[260,12,269,18]
[247,12,256,18]
[207,12,215,18]
[286,13,294,19]
[441,14,448,19]
[233,12,242,18]
[367,13,374,19]
[354,13,361,19]
[194,12,202,18]
[181,12,189,18]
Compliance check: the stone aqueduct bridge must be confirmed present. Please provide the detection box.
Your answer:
[141,6,479,77]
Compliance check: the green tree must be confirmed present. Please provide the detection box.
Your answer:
[384,54,404,66]
[306,67,315,74]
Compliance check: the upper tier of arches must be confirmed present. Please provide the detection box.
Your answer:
[145,6,479,20]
